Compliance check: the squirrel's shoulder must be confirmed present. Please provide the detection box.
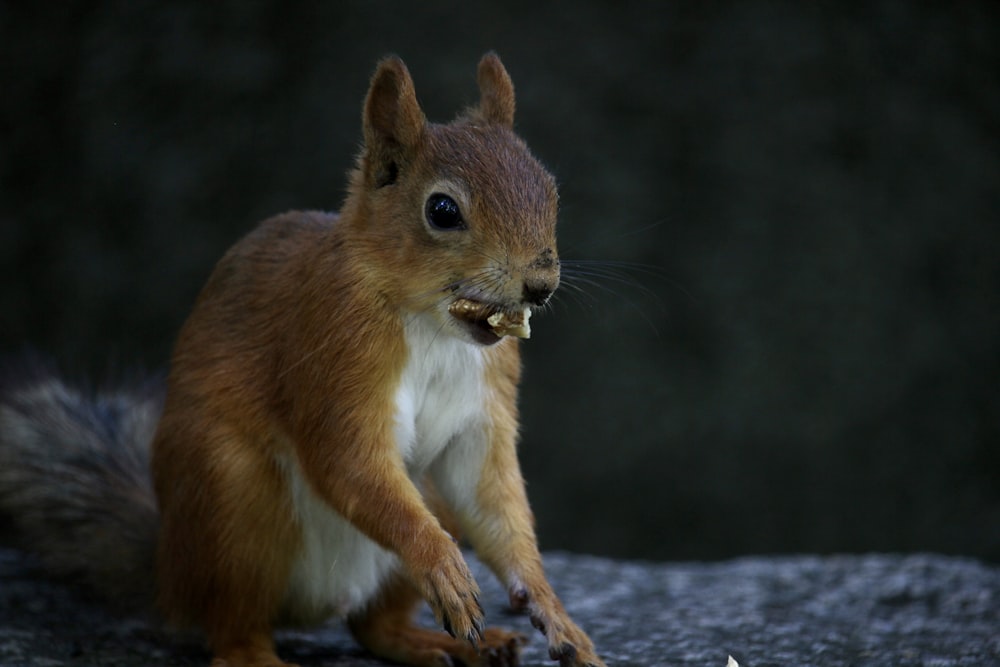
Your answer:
[245,210,339,245]
[217,210,341,269]
[191,210,343,316]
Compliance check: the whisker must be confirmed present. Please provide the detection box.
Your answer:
[420,316,452,363]
[549,282,598,311]
[561,274,663,336]
[563,258,669,277]
[563,257,698,307]
[561,266,666,313]
[554,254,700,337]
[558,274,626,302]
[398,268,498,312]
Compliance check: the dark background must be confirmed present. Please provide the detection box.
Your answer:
[2,2,997,563]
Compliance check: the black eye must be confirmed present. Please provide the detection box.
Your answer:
[425,193,465,231]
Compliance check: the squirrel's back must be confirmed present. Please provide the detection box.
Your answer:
[0,358,162,608]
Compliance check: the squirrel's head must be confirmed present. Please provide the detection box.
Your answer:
[345,53,559,346]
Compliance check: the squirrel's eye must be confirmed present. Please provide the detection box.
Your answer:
[425,193,465,231]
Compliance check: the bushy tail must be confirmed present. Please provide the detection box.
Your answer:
[0,358,162,609]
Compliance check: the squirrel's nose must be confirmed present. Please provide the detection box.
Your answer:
[522,279,556,307]
[521,247,559,306]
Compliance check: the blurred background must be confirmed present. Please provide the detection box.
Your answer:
[1,2,997,563]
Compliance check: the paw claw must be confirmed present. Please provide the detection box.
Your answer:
[529,614,546,634]
[413,540,485,646]
[549,641,577,664]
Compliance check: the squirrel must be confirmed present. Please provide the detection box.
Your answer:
[0,53,605,667]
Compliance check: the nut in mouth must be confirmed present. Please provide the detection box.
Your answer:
[449,298,532,341]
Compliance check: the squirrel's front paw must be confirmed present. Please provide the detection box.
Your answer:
[526,599,604,667]
[546,641,605,667]
[540,629,605,667]
[408,541,485,645]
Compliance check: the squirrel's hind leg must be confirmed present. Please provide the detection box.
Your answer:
[349,573,526,667]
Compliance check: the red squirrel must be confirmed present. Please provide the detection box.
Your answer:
[0,53,605,667]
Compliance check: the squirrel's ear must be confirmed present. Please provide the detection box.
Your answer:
[363,56,426,187]
[476,52,515,128]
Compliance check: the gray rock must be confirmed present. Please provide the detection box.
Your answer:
[1,548,996,666]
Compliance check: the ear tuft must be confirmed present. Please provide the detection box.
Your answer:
[363,56,426,186]
[476,52,515,128]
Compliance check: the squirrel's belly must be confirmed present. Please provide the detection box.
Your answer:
[278,453,399,624]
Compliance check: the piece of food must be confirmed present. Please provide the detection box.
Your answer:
[449,298,488,320]
[449,298,532,339]
[487,308,531,339]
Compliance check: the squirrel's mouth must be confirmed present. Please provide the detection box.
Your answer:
[449,298,532,346]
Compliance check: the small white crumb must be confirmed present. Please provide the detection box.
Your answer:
[726,656,739,667]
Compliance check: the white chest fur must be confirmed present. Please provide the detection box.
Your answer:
[280,314,489,623]
[393,313,489,471]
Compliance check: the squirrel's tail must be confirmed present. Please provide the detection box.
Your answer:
[0,357,162,609]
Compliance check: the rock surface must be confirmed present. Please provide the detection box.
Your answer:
[0,547,996,666]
